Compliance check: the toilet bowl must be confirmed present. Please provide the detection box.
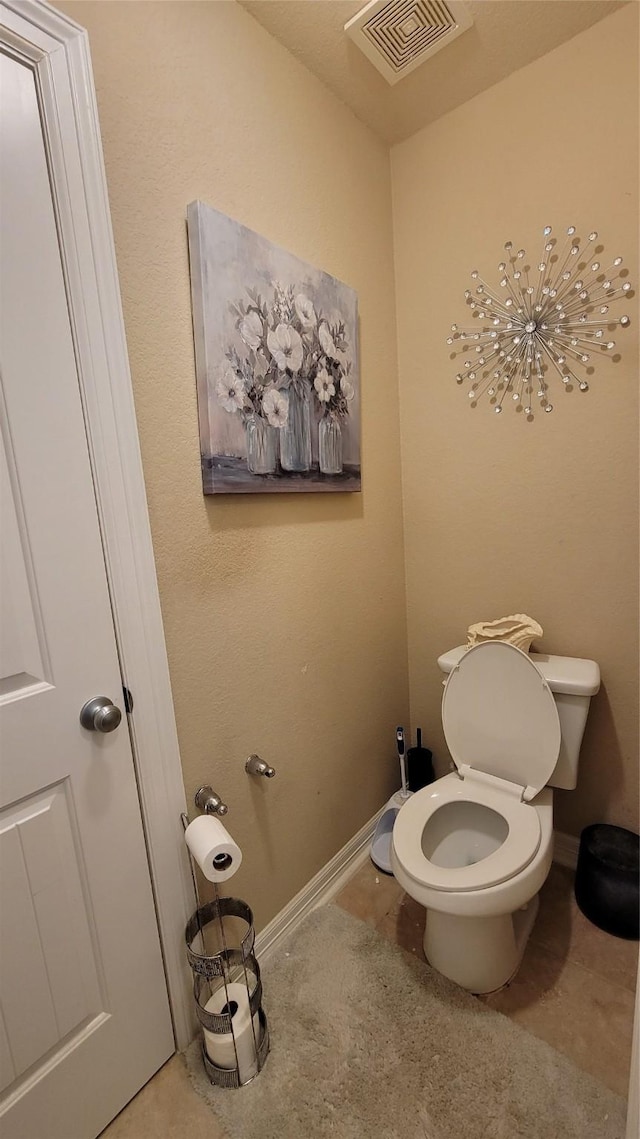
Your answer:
[391,640,599,993]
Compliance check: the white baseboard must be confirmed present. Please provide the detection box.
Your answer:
[553,829,580,870]
[255,816,580,967]
[255,805,384,966]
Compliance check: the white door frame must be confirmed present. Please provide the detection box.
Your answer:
[0,0,195,1049]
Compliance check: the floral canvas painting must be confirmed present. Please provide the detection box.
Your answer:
[187,201,360,494]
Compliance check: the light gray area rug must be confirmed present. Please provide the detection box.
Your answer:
[184,904,626,1139]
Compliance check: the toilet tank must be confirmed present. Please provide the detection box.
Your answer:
[437,647,600,790]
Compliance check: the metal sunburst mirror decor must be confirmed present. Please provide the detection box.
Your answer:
[448,225,632,417]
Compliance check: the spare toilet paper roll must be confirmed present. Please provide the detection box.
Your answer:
[184,815,242,882]
[203,982,260,1083]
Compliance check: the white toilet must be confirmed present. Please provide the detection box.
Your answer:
[391,640,600,993]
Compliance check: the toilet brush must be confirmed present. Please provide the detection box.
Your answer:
[370,728,410,874]
[396,726,410,799]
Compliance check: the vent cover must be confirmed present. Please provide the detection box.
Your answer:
[345,0,473,86]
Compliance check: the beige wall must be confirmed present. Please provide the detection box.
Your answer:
[57,1,638,932]
[58,0,409,930]
[392,5,639,837]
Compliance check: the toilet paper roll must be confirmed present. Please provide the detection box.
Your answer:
[184,815,243,882]
[203,982,260,1083]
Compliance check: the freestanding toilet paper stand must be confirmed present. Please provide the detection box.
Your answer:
[182,806,270,1088]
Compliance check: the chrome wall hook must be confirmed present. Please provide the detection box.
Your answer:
[194,786,229,816]
[245,754,276,779]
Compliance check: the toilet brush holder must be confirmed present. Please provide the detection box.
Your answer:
[370,790,410,875]
[185,896,270,1087]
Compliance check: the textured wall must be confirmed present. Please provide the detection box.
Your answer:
[56,0,638,938]
[392,5,639,837]
[58,0,409,929]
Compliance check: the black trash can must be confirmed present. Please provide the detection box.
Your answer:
[574,824,639,940]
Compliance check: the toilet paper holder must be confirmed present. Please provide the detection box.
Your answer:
[184,895,270,1088]
[182,793,270,1089]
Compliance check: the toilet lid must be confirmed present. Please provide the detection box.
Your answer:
[442,641,561,802]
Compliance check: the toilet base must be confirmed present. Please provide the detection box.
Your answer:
[423,893,540,993]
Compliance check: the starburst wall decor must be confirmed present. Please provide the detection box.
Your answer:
[448,225,632,417]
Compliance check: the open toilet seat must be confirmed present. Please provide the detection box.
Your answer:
[392,777,541,892]
[393,641,562,895]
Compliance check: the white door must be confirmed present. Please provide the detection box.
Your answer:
[0,40,174,1139]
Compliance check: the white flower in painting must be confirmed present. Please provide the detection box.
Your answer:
[294,294,316,328]
[216,370,246,414]
[340,377,355,402]
[262,389,289,428]
[318,321,336,357]
[239,310,263,350]
[314,369,335,403]
[267,323,304,373]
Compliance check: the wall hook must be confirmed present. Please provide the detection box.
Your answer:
[245,754,276,779]
[194,786,229,816]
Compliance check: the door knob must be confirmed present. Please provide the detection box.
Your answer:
[80,696,122,733]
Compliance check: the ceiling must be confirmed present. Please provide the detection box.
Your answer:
[238,0,627,144]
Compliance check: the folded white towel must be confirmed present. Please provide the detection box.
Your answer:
[466,614,543,653]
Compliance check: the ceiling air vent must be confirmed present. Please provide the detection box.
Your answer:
[345,0,473,86]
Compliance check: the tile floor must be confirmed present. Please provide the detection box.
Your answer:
[100,858,637,1137]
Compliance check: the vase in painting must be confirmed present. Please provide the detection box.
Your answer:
[279,384,311,472]
[245,414,278,475]
[319,416,343,475]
